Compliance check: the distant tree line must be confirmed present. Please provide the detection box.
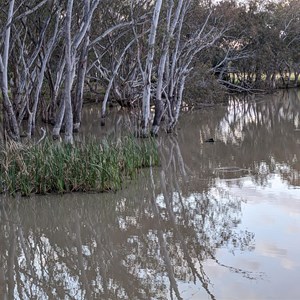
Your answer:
[0,0,299,142]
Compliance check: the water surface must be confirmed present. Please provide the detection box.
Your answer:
[0,90,300,299]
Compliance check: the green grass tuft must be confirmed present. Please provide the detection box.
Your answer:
[0,137,159,196]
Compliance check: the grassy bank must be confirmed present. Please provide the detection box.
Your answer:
[0,137,159,196]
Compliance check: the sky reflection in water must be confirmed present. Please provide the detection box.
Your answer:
[190,175,300,300]
[175,90,300,299]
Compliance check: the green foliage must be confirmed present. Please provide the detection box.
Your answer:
[0,137,159,197]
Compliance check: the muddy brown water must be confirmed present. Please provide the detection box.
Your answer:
[1,90,300,299]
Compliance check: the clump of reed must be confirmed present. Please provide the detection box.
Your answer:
[0,137,159,196]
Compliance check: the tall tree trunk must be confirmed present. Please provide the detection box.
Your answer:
[29,11,60,137]
[152,0,184,136]
[101,39,135,126]
[73,36,89,132]
[73,0,91,132]
[64,0,74,144]
[52,0,99,141]
[0,0,20,142]
[141,0,163,137]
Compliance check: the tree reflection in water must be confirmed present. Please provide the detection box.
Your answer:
[0,141,257,300]
[1,89,299,299]
[178,89,300,189]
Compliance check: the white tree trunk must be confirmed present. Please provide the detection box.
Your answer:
[152,0,184,135]
[141,0,163,137]
[30,12,60,137]
[0,0,20,142]
[64,0,74,144]
[73,0,91,132]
